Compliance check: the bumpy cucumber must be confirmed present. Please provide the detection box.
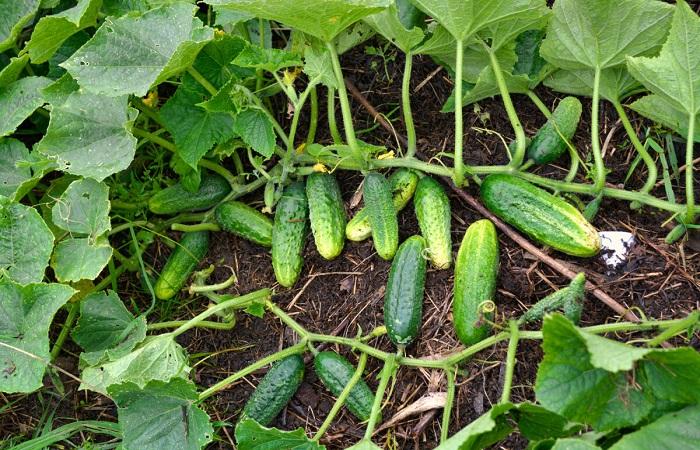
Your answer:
[154,231,210,300]
[272,182,308,287]
[453,220,499,346]
[306,172,346,260]
[314,351,375,421]
[149,174,231,215]
[241,354,305,426]
[215,201,273,247]
[414,176,452,269]
[363,173,399,260]
[527,96,582,164]
[518,272,586,325]
[384,235,426,347]
[346,169,419,242]
[480,174,600,257]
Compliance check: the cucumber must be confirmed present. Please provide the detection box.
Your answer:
[527,96,582,165]
[480,174,600,257]
[215,201,273,247]
[306,172,346,260]
[154,231,210,300]
[314,351,375,421]
[453,219,499,346]
[363,173,399,260]
[518,273,585,325]
[149,173,231,215]
[272,182,308,287]
[414,176,452,269]
[241,354,305,426]
[346,169,419,242]
[384,235,426,347]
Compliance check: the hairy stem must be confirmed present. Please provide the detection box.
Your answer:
[148,318,235,331]
[613,100,657,196]
[364,355,396,439]
[326,41,359,156]
[402,52,417,157]
[441,367,456,443]
[327,87,343,144]
[685,114,696,223]
[171,223,220,232]
[453,39,465,186]
[500,321,519,404]
[307,85,319,145]
[591,66,607,194]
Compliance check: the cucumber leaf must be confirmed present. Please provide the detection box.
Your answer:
[0,280,75,393]
[544,67,641,103]
[608,405,700,450]
[25,0,102,64]
[434,403,514,450]
[233,109,275,158]
[0,0,40,52]
[51,236,113,282]
[0,76,51,137]
[627,1,700,139]
[205,0,390,42]
[0,139,32,199]
[630,95,700,143]
[62,3,213,97]
[51,178,111,238]
[363,3,425,53]
[233,45,302,73]
[235,418,326,450]
[109,379,214,450]
[0,200,54,284]
[0,54,30,86]
[552,439,602,450]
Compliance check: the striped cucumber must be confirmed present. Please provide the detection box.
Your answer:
[272,182,308,287]
[480,174,600,257]
[314,351,376,421]
[215,201,273,247]
[414,176,452,269]
[154,231,209,300]
[306,172,346,260]
[346,168,419,241]
[384,235,426,347]
[363,172,399,260]
[149,173,231,215]
[527,96,582,164]
[241,354,305,426]
[453,219,499,346]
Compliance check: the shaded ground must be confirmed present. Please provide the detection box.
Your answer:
[2,43,699,450]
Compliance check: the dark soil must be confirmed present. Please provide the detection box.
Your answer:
[2,42,699,450]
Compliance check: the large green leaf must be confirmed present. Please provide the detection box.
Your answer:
[190,34,250,90]
[51,236,113,282]
[545,68,641,103]
[0,280,74,393]
[363,4,425,53]
[608,405,700,450]
[62,3,213,96]
[410,0,546,42]
[0,76,51,137]
[233,45,302,73]
[0,54,30,86]
[51,178,111,237]
[25,0,102,64]
[72,290,147,367]
[627,1,700,138]
[540,0,673,71]
[435,403,514,450]
[552,439,601,450]
[205,0,389,42]
[0,139,31,199]
[36,90,137,180]
[109,379,214,450]
[80,333,190,395]
[0,200,54,284]
[235,419,326,450]
[0,0,40,52]
[630,95,700,143]
[233,109,275,158]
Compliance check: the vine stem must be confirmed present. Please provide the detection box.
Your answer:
[402,52,417,157]
[313,353,368,442]
[187,66,218,96]
[363,355,396,439]
[148,318,236,331]
[326,41,360,157]
[590,66,607,195]
[307,85,318,145]
[685,113,696,224]
[198,341,306,401]
[613,100,658,198]
[526,90,552,118]
[500,321,520,404]
[453,38,465,186]
[281,79,319,184]
[50,302,80,361]
[440,367,456,443]
[171,223,220,232]
[327,87,343,144]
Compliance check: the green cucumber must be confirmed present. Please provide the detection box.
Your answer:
[453,219,499,346]
[480,174,600,257]
[518,273,586,325]
[154,231,210,300]
[272,182,308,287]
[306,172,346,260]
[363,173,399,260]
[215,201,273,247]
[384,235,426,347]
[149,173,231,215]
[527,96,582,165]
[314,351,375,421]
[414,176,452,269]
[241,354,305,426]
[346,168,419,242]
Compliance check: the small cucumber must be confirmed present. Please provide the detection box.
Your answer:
[518,273,586,325]
[414,176,452,269]
[215,201,273,247]
[346,168,419,242]
[480,174,600,257]
[314,351,376,421]
[384,235,426,347]
[527,96,582,165]
[241,354,305,426]
[306,172,346,260]
[272,182,308,287]
[149,173,231,215]
[363,173,399,260]
[154,231,209,300]
[453,219,499,346]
